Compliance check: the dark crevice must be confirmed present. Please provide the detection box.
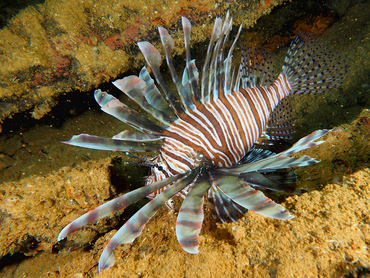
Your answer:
[108,156,149,196]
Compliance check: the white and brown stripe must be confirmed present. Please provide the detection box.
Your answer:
[160,73,292,172]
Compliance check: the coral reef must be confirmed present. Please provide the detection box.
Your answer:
[0,158,115,258]
[1,112,370,277]
[0,0,283,129]
[0,0,369,277]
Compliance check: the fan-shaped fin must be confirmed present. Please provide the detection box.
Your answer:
[57,171,189,242]
[210,172,293,220]
[182,17,200,102]
[207,183,248,223]
[158,26,196,111]
[98,168,199,272]
[94,89,165,133]
[262,97,295,143]
[113,76,174,124]
[62,134,161,152]
[112,130,163,142]
[238,44,278,89]
[223,130,328,174]
[241,172,305,194]
[176,171,211,254]
[282,33,347,95]
[138,41,185,114]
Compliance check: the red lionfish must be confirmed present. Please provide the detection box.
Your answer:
[58,13,345,272]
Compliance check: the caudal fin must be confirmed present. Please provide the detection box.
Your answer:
[282,33,347,95]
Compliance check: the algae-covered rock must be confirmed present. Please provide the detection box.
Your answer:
[1,118,370,277]
[0,0,369,277]
[0,0,284,128]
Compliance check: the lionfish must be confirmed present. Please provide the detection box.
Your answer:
[58,13,345,272]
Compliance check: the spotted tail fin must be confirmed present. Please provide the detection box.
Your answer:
[282,33,347,95]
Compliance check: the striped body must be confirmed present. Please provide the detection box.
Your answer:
[145,73,292,200]
[147,73,292,200]
[58,13,346,272]
[161,73,291,170]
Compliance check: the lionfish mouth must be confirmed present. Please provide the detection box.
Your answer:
[58,11,345,272]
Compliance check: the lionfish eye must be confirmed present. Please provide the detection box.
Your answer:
[157,165,164,171]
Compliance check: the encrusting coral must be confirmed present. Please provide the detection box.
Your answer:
[0,0,283,129]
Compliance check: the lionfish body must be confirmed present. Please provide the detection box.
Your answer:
[160,75,291,169]
[58,14,346,272]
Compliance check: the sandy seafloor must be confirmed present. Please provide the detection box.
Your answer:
[0,0,370,277]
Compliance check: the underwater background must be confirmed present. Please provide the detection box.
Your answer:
[0,0,370,277]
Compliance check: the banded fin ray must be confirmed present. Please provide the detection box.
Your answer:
[113,76,175,125]
[223,130,328,174]
[223,23,243,95]
[237,148,275,165]
[201,11,242,99]
[182,17,200,102]
[210,13,232,101]
[207,184,249,223]
[63,134,161,152]
[94,89,165,133]
[57,171,189,241]
[182,60,199,98]
[201,17,222,103]
[98,168,199,272]
[139,67,176,115]
[158,26,196,111]
[241,172,305,195]
[210,172,293,220]
[278,129,328,157]
[112,130,163,142]
[138,41,185,115]
[176,171,211,254]
[225,154,318,174]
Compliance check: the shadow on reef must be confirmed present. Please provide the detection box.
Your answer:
[0,235,39,272]
[291,73,370,140]
[0,0,46,28]
[108,156,149,195]
[0,85,107,135]
[344,267,370,278]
